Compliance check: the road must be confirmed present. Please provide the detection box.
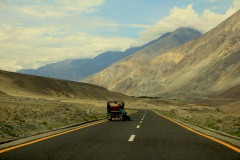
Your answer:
[0,110,239,160]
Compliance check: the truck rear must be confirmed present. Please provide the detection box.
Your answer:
[107,101,124,121]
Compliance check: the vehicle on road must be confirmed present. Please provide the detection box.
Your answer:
[107,101,124,121]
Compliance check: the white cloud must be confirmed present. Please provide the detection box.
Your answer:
[0,24,136,71]
[207,0,217,3]
[0,59,22,71]
[0,0,145,72]
[1,0,105,18]
[59,0,105,12]
[228,0,240,13]
[136,0,239,45]
[0,0,239,72]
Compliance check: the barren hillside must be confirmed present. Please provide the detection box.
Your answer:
[83,11,240,100]
[0,70,130,101]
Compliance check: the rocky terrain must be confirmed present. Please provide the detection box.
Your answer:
[84,11,240,100]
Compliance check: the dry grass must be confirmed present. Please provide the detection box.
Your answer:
[0,96,106,142]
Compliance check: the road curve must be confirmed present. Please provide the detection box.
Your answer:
[0,110,239,160]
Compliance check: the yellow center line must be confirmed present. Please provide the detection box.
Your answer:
[0,120,107,154]
[154,111,240,153]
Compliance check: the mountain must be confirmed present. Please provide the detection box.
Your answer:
[128,27,202,60]
[18,59,92,81]
[17,29,201,81]
[17,39,158,81]
[0,69,130,100]
[83,11,240,100]
[83,27,203,92]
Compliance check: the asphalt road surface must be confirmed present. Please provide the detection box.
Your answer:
[0,110,239,160]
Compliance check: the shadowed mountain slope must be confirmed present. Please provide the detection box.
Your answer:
[18,58,92,81]
[83,11,240,100]
[0,70,129,100]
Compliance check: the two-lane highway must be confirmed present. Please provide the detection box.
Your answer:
[0,110,239,160]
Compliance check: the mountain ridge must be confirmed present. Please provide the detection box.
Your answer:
[83,11,240,100]
[17,28,201,81]
[83,27,203,92]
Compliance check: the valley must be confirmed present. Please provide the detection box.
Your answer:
[1,1,240,159]
[0,70,239,144]
[0,10,239,149]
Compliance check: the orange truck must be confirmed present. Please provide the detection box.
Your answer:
[107,101,125,121]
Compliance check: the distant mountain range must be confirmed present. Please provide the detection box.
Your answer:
[83,11,240,100]
[17,28,202,81]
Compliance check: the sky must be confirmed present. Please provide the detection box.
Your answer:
[0,0,239,71]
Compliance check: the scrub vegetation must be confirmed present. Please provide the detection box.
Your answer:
[0,96,106,143]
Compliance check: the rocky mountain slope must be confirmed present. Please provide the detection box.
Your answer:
[0,70,129,100]
[83,11,240,100]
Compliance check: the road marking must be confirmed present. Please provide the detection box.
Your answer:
[141,119,144,121]
[0,120,107,154]
[136,125,140,128]
[142,111,147,119]
[144,111,147,116]
[128,135,135,142]
[154,111,240,153]
[140,121,142,123]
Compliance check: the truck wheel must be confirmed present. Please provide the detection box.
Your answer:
[108,115,112,121]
